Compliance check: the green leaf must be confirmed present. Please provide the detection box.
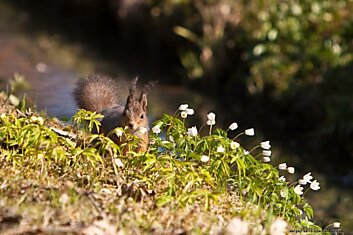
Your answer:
[303,203,314,219]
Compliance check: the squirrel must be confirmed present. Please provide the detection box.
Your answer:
[73,74,154,153]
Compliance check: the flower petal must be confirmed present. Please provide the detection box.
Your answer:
[229,122,238,130]
[244,128,255,136]
[179,104,188,111]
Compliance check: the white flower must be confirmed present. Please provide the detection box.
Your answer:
[260,141,271,150]
[115,129,123,137]
[310,180,320,191]
[226,218,249,235]
[263,157,271,162]
[230,141,240,150]
[278,176,286,182]
[30,116,38,123]
[229,122,238,130]
[207,120,216,125]
[139,126,148,134]
[244,128,255,136]
[217,145,225,153]
[152,125,161,134]
[30,116,44,125]
[0,113,6,118]
[207,112,216,121]
[333,222,340,228]
[270,218,288,235]
[287,167,295,174]
[278,163,287,170]
[302,172,313,184]
[179,104,188,111]
[243,150,249,155]
[262,150,272,156]
[298,179,307,185]
[280,189,287,198]
[294,185,303,195]
[114,158,124,167]
[181,111,188,119]
[37,117,44,125]
[201,155,210,163]
[187,126,198,137]
[206,112,216,125]
[185,108,194,115]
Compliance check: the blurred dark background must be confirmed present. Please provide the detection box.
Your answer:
[0,0,352,230]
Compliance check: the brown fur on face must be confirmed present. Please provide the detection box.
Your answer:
[122,100,148,131]
[121,77,149,132]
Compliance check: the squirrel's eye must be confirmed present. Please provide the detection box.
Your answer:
[140,114,144,119]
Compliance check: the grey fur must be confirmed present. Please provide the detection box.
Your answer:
[73,74,121,112]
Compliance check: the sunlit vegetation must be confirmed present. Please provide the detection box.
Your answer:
[0,93,332,234]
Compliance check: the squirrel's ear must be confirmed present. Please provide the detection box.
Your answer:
[139,80,157,111]
[127,92,134,105]
[139,93,148,111]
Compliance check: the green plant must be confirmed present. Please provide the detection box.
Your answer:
[144,105,322,230]
[0,105,328,233]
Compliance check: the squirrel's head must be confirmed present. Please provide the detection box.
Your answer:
[122,77,156,131]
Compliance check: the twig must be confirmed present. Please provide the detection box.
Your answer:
[2,224,83,235]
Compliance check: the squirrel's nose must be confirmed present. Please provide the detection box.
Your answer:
[128,123,134,129]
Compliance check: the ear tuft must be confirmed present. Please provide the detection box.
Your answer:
[139,93,148,111]
[139,80,157,112]
[142,80,158,95]
[126,77,139,105]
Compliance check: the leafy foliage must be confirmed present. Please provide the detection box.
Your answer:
[0,106,324,233]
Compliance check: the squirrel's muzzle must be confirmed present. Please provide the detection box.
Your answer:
[128,123,135,129]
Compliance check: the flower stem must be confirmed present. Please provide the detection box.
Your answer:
[254,153,262,159]
[199,123,206,133]
[323,224,333,231]
[172,110,179,118]
[233,132,244,140]
[209,125,213,136]
[249,145,260,153]
[303,187,311,196]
